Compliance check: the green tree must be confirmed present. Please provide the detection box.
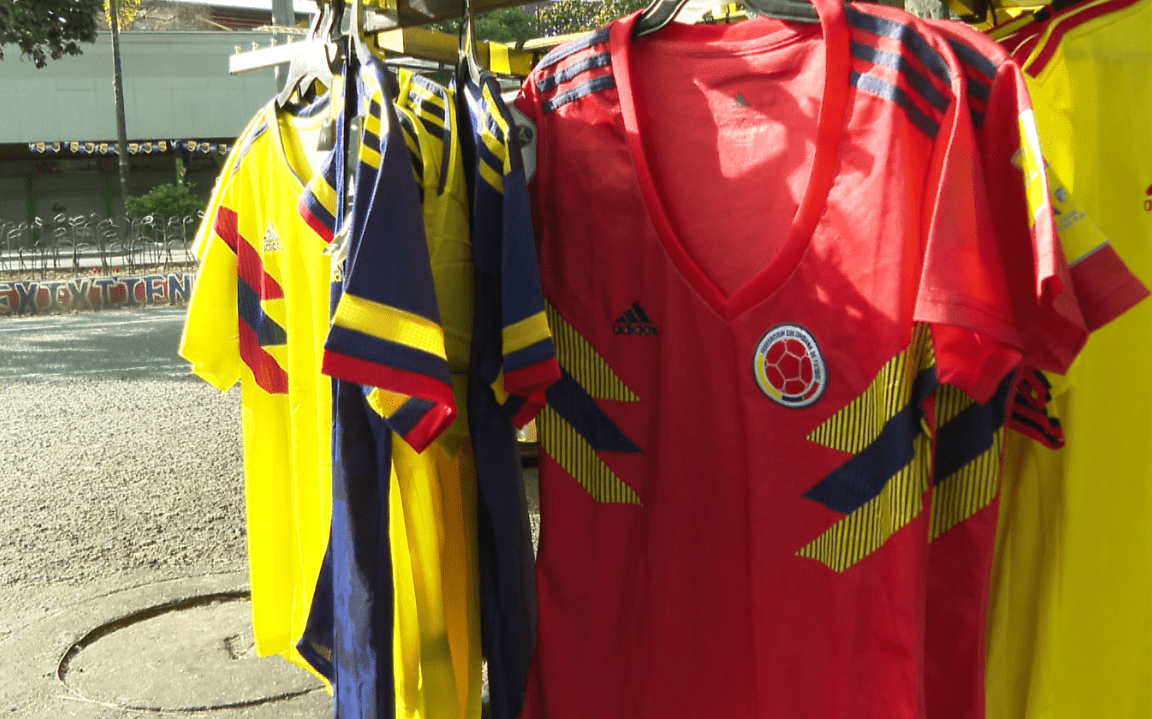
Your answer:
[103,0,142,28]
[0,0,102,68]
[536,0,648,37]
[126,182,205,220]
[430,6,539,45]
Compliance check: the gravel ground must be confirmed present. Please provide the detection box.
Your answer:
[0,378,248,624]
[0,312,249,628]
[0,306,541,718]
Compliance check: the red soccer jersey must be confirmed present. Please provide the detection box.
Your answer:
[513,1,1087,717]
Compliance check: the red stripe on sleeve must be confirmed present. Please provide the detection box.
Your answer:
[402,405,460,454]
[504,359,562,401]
[511,392,548,430]
[1070,244,1151,330]
[324,351,457,452]
[1008,403,1066,448]
[324,348,456,408]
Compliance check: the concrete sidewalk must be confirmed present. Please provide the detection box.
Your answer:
[2,573,331,718]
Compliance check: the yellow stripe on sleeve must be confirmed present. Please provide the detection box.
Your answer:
[367,387,412,418]
[503,311,552,355]
[332,294,448,360]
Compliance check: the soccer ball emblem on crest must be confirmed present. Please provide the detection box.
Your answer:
[753,324,827,408]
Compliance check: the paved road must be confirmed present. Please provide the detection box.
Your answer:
[1,306,192,382]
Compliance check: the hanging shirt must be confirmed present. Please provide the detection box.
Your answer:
[511,0,1104,715]
[982,1,1152,718]
[453,67,561,719]
[179,93,339,682]
[910,17,1149,719]
[293,53,457,719]
[386,68,484,719]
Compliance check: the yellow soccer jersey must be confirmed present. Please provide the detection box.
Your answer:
[179,97,337,679]
[988,2,1152,718]
[389,70,483,719]
[191,112,267,260]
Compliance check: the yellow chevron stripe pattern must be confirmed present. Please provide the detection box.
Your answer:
[798,433,932,572]
[360,141,382,171]
[539,406,641,504]
[934,383,974,426]
[479,124,505,166]
[409,82,447,113]
[927,383,1003,538]
[406,80,448,137]
[545,302,638,402]
[929,429,1004,540]
[807,324,934,453]
[479,83,512,193]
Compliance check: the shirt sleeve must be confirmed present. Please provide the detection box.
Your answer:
[1044,165,1150,330]
[469,76,561,428]
[179,193,242,392]
[915,55,1088,404]
[321,66,457,453]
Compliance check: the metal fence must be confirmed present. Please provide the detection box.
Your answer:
[0,213,204,278]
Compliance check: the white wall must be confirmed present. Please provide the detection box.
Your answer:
[1,31,278,143]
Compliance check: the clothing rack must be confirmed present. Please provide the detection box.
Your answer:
[231,22,538,77]
[230,0,542,77]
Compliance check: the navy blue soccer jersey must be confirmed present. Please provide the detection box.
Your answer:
[452,69,560,719]
[296,53,456,719]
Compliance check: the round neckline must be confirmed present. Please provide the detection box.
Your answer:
[269,90,334,191]
[611,0,851,320]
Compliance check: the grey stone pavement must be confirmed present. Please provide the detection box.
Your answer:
[3,572,333,718]
[0,304,539,717]
[1,306,332,717]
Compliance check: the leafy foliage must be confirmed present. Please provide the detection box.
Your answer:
[431,6,540,44]
[0,0,101,68]
[536,0,648,36]
[126,182,205,220]
[429,0,649,43]
[104,0,143,29]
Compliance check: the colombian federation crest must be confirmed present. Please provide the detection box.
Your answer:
[753,324,827,408]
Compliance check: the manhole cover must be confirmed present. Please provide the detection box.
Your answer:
[58,592,323,711]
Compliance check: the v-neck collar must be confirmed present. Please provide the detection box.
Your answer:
[611,0,851,320]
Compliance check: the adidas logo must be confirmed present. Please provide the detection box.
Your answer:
[733,92,752,109]
[613,302,658,335]
[262,223,282,252]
